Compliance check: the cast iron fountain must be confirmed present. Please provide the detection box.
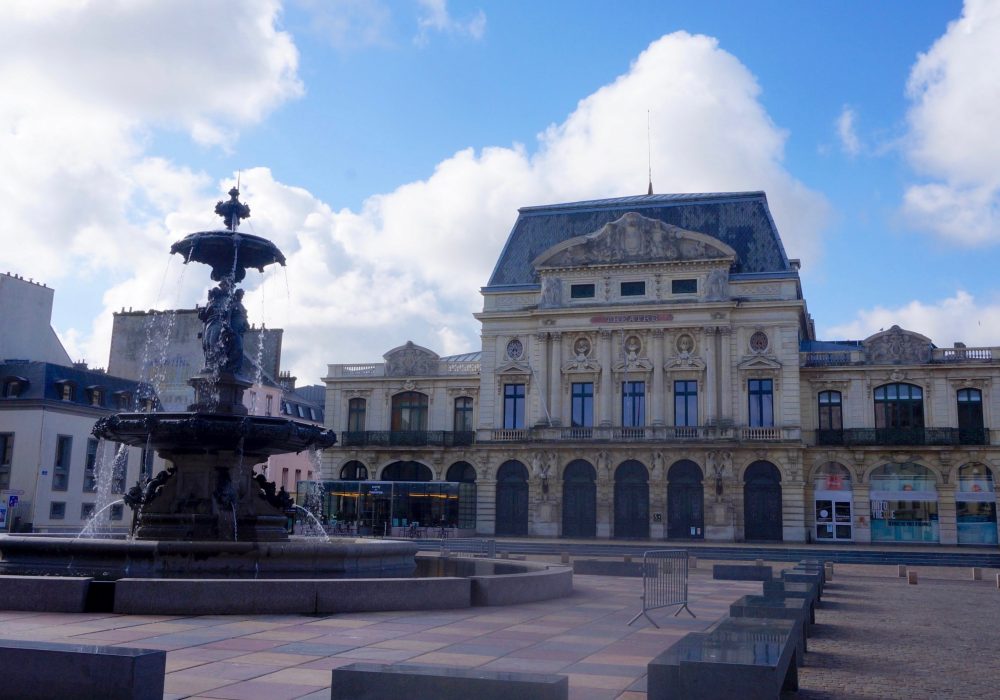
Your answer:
[0,188,418,579]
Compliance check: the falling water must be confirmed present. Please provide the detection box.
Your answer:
[292,505,330,543]
[231,503,239,542]
[76,499,126,539]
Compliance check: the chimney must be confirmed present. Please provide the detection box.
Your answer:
[279,371,296,391]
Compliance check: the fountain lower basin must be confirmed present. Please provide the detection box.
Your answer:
[0,535,417,580]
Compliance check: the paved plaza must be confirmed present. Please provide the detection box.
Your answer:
[0,558,997,699]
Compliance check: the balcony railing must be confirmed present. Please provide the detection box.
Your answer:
[341,431,475,447]
[483,425,799,443]
[816,427,990,447]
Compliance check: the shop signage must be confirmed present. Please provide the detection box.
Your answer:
[590,312,673,325]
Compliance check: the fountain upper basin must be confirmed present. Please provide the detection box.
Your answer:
[94,412,337,457]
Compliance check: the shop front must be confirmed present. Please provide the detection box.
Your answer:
[306,480,477,537]
[813,462,853,542]
[956,463,998,545]
[869,463,939,543]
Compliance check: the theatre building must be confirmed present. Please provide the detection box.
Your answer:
[320,192,1000,545]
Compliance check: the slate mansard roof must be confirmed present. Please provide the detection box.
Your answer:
[486,191,791,289]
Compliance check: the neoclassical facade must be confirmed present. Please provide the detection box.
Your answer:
[321,192,999,545]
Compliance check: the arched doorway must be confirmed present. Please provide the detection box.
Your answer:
[614,460,649,539]
[495,461,529,536]
[813,462,852,541]
[667,460,704,539]
[446,462,478,530]
[562,460,596,538]
[744,461,782,541]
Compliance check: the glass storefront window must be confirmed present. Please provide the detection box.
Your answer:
[813,462,853,542]
[957,463,998,545]
[319,480,476,534]
[869,463,939,543]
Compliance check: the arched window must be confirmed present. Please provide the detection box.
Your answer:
[347,398,366,432]
[391,392,428,431]
[340,460,368,480]
[453,397,474,433]
[874,383,924,430]
[446,461,476,482]
[381,461,433,481]
[957,388,985,444]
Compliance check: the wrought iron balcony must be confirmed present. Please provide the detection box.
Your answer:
[815,427,990,447]
[341,430,475,447]
[483,425,799,443]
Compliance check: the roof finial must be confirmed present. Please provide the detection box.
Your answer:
[646,109,653,196]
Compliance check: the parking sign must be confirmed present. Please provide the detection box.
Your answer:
[7,495,18,508]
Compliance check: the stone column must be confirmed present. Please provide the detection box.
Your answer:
[534,332,550,426]
[702,327,717,424]
[853,481,872,544]
[549,333,563,426]
[599,329,613,427]
[719,327,733,423]
[938,482,958,545]
[651,329,665,426]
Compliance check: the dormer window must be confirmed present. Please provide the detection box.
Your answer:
[114,391,131,410]
[2,377,26,398]
[672,279,697,294]
[87,386,104,407]
[54,380,75,401]
[620,281,645,297]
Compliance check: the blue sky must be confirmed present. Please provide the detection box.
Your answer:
[2,0,999,383]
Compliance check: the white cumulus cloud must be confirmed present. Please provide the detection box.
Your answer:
[901,0,1000,245]
[415,0,486,45]
[836,106,861,157]
[823,291,1000,347]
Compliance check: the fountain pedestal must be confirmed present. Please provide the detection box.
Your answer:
[188,372,252,416]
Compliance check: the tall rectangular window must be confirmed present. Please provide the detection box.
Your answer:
[818,391,843,430]
[0,433,13,490]
[674,381,698,427]
[391,392,428,431]
[265,394,273,416]
[82,438,98,492]
[571,382,594,427]
[622,381,645,427]
[503,383,525,429]
[454,396,474,432]
[49,502,66,520]
[52,435,72,491]
[347,398,366,432]
[748,379,774,427]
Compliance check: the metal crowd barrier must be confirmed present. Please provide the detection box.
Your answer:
[438,538,497,558]
[628,549,694,628]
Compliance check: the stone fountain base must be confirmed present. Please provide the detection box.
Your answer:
[0,536,418,580]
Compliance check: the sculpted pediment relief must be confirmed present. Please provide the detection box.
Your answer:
[384,341,439,377]
[864,325,933,365]
[533,212,736,269]
[665,355,706,370]
[737,355,782,371]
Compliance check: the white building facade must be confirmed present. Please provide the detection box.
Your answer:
[321,193,999,545]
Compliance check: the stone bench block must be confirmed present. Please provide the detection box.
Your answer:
[712,564,773,581]
[0,639,164,700]
[330,662,568,700]
[648,617,798,700]
[572,559,645,577]
[761,581,818,623]
[0,575,92,612]
[729,595,811,657]
[783,570,824,598]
